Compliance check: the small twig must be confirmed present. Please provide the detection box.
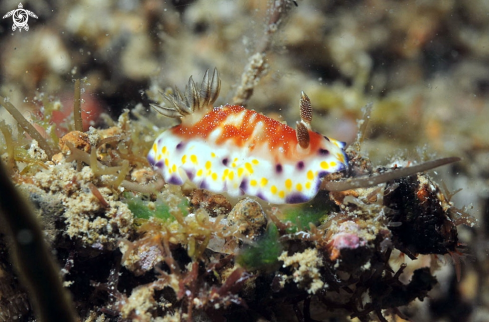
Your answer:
[0,95,58,159]
[110,160,130,188]
[65,142,122,175]
[232,53,269,107]
[233,0,293,106]
[0,160,78,321]
[321,157,461,192]
[120,178,165,194]
[350,102,374,151]
[88,183,110,209]
[73,79,83,171]
[0,121,16,170]
[257,0,290,53]
[73,79,82,132]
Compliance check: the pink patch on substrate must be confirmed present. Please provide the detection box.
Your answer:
[328,221,367,260]
[52,91,104,135]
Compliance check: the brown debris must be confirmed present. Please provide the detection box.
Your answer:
[59,131,91,154]
[383,173,461,258]
[226,198,267,241]
[329,189,360,205]
[189,189,232,217]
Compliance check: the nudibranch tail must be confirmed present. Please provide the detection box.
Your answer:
[149,69,349,204]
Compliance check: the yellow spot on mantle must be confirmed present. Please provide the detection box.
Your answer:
[307,170,314,180]
[245,162,254,174]
[250,179,257,187]
[205,161,212,170]
[285,179,292,190]
[162,146,167,154]
[181,155,187,164]
[252,159,259,165]
[228,171,235,180]
[152,144,157,153]
[271,185,277,194]
[320,161,329,169]
[238,168,244,177]
[305,182,311,189]
[164,158,169,167]
[330,161,337,167]
[278,191,285,199]
[336,153,345,163]
[212,173,218,180]
[296,183,303,192]
[197,169,203,176]
[172,164,177,173]
[211,152,216,158]
[260,178,268,187]
[190,155,198,164]
[222,169,229,180]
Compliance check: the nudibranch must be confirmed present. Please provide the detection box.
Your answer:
[147,69,349,204]
[148,69,461,204]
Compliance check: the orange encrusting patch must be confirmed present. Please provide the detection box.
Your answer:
[170,105,326,162]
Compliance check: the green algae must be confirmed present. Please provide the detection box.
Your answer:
[237,223,282,271]
[125,194,189,220]
[280,201,332,233]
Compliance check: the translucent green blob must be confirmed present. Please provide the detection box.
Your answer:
[125,194,189,220]
[280,200,332,233]
[237,224,282,271]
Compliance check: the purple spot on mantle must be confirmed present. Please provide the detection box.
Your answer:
[338,155,348,171]
[318,148,329,155]
[239,179,248,192]
[168,176,183,185]
[200,180,208,190]
[285,193,309,204]
[275,164,283,173]
[222,158,229,166]
[315,178,322,193]
[176,142,184,150]
[147,155,156,166]
[297,161,305,170]
[318,171,328,178]
[185,169,195,181]
[155,161,164,169]
[256,192,267,202]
